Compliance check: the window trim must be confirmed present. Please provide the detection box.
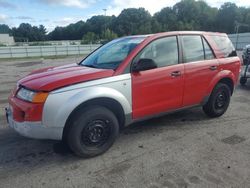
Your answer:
[179,34,206,64]
[201,36,216,60]
[129,35,180,72]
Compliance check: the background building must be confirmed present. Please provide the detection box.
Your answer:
[0,34,15,46]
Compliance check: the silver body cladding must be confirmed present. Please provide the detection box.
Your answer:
[42,74,132,140]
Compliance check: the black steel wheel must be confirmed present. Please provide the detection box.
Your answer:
[67,106,119,157]
[203,83,231,117]
[81,120,111,148]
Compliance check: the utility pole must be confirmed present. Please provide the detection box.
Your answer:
[102,8,107,33]
[235,21,250,50]
[103,9,107,16]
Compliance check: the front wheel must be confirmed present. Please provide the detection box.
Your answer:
[203,83,231,118]
[67,106,119,158]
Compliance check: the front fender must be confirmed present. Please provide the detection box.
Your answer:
[42,75,132,137]
[206,70,235,95]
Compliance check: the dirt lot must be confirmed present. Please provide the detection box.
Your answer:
[0,56,250,188]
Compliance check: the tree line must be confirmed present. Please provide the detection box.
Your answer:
[0,0,250,43]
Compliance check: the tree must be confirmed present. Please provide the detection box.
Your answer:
[101,29,118,42]
[4,1,250,42]
[48,21,88,40]
[11,23,47,42]
[0,24,11,34]
[113,8,152,36]
[86,15,115,36]
[173,0,202,30]
[154,7,177,31]
[81,32,98,44]
[216,2,238,33]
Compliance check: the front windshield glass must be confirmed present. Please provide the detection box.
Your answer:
[80,37,146,69]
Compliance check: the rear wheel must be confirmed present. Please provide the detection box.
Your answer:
[67,106,119,157]
[203,83,231,118]
[240,77,247,86]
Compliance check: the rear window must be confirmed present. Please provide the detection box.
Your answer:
[210,35,237,57]
[182,35,204,62]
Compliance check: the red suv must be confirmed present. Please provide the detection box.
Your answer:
[6,31,241,157]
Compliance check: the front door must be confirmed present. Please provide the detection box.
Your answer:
[131,36,184,119]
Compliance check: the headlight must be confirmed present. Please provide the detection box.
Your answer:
[17,87,48,103]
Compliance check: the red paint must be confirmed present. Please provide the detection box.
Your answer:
[10,64,114,122]
[128,31,240,119]
[132,64,184,119]
[9,31,241,123]
[8,94,44,122]
[182,59,220,106]
[18,64,114,91]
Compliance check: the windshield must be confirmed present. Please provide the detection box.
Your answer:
[80,37,146,69]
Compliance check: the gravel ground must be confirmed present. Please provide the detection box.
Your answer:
[0,56,250,188]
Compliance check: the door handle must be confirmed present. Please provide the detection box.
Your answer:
[209,66,217,71]
[171,71,181,77]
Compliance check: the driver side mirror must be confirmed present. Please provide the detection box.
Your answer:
[132,58,157,72]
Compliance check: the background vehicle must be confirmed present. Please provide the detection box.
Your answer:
[240,44,250,85]
[6,31,241,157]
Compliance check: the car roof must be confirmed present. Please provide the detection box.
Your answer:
[122,31,227,39]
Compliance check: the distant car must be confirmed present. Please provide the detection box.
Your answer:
[242,44,250,65]
[240,44,250,85]
[6,31,241,158]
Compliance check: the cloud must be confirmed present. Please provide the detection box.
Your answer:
[0,14,8,22]
[106,0,250,16]
[0,0,17,9]
[15,16,33,20]
[38,19,50,22]
[107,0,180,16]
[207,0,250,8]
[53,17,81,26]
[39,0,95,9]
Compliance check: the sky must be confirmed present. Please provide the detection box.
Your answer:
[0,0,250,32]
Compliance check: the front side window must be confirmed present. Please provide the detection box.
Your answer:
[182,35,204,62]
[134,36,179,68]
[80,37,146,69]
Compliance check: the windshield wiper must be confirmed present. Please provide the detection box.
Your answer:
[82,64,98,68]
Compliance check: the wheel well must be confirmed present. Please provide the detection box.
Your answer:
[218,77,234,95]
[62,97,125,141]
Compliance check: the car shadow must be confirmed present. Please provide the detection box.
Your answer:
[0,107,209,178]
[237,83,250,90]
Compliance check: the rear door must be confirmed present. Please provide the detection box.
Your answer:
[131,36,184,119]
[181,35,219,106]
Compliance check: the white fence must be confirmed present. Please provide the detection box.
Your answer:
[1,33,249,59]
[228,33,250,50]
[0,44,100,59]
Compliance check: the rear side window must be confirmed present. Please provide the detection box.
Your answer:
[182,35,204,62]
[202,38,215,60]
[210,35,237,57]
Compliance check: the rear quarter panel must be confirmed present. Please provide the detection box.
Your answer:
[206,57,241,95]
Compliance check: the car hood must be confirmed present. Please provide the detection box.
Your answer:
[18,63,114,91]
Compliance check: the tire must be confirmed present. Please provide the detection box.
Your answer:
[203,83,231,118]
[243,58,247,66]
[67,106,119,158]
[240,77,247,86]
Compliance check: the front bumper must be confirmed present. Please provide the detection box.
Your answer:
[5,107,62,140]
